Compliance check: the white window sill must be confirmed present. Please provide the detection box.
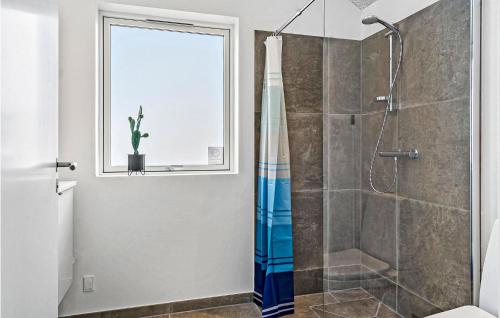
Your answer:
[96,170,238,178]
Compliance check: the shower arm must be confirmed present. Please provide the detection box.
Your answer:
[273,0,318,36]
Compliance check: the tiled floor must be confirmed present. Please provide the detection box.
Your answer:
[143,288,402,318]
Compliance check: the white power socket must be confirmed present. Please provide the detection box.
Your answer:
[82,275,96,292]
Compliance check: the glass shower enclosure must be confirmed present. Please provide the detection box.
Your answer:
[322,0,479,317]
[255,0,479,317]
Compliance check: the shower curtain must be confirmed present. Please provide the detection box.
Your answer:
[254,36,294,318]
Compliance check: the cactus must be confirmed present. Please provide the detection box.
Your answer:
[128,106,149,155]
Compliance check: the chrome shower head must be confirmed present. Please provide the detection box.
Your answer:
[362,15,400,35]
[361,15,379,24]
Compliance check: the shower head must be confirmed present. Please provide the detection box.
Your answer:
[362,15,400,35]
[361,15,379,24]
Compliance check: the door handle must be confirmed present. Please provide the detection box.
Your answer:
[56,159,77,171]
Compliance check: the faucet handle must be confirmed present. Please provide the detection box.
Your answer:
[375,96,389,102]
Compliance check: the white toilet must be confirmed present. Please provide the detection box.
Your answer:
[427,220,499,318]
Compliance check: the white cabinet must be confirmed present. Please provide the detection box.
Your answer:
[58,181,77,304]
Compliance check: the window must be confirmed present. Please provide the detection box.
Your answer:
[100,14,233,174]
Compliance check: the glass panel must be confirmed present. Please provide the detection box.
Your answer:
[323,0,473,317]
[109,24,225,166]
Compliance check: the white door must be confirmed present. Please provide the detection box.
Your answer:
[1,0,59,317]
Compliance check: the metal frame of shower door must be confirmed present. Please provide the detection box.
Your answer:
[470,0,481,306]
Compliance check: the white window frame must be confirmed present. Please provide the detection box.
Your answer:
[98,12,234,175]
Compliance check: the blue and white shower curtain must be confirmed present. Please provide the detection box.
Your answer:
[254,36,294,318]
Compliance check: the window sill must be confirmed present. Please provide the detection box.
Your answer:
[96,170,238,178]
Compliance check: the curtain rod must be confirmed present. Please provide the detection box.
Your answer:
[273,0,318,36]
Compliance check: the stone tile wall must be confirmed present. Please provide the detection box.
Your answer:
[358,0,472,316]
[255,31,325,295]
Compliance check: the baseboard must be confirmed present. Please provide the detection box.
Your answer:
[61,292,253,318]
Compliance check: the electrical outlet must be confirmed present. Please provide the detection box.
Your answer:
[82,275,96,292]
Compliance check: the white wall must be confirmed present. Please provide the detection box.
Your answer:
[326,0,444,40]
[360,0,440,38]
[481,0,500,263]
[58,0,359,315]
[325,0,361,39]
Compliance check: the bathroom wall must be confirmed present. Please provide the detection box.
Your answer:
[481,0,500,263]
[358,0,472,316]
[58,0,361,316]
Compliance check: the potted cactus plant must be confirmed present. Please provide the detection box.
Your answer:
[128,106,149,175]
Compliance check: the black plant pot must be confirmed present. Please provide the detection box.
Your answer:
[128,154,145,175]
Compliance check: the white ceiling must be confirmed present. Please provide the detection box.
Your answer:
[348,0,379,9]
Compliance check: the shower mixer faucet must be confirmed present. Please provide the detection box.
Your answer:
[375,95,390,102]
[379,148,419,160]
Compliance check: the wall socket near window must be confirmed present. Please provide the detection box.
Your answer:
[82,275,96,292]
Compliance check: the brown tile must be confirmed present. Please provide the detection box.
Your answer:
[361,111,398,192]
[98,303,172,318]
[313,298,401,318]
[396,287,442,318]
[361,31,391,114]
[255,31,323,114]
[398,198,471,311]
[360,192,397,269]
[288,113,323,191]
[327,190,360,252]
[325,38,361,114]
[67,294,254,318]
[295,293,338,313]
[360,273,398,311]
[171,294,252,313]
[169,303,260,318]
[312,294,402,318]
[294,268,324,296]
[398,100,470,210]
[257,112,323,193]
[310,307,343,318]
[328,275,362,291]
[293,191,323,270]
[282,33,324,114]
[398,0,470,107]
[313,297,380,317]
[327,115,361,190]
[330,288,372,302]
[284,310,321,318]
[327,269,363,291]
[376,304,401,318]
